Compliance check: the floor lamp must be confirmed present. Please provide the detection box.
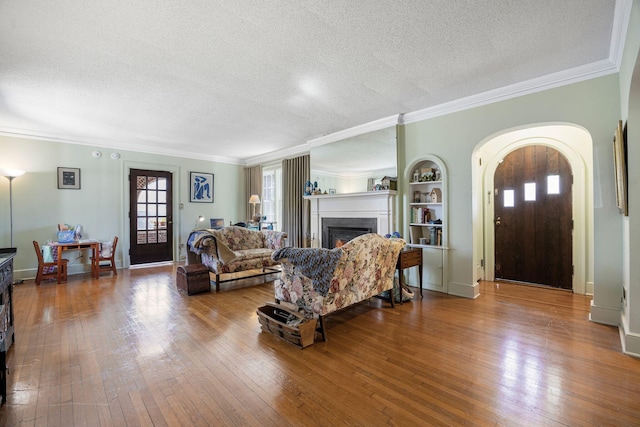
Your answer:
[0,168,26,248]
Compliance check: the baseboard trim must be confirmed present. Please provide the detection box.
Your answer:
[447,281,479,299]
[619,322,640,358]
[589,300,620,326]
[585,281,594,295]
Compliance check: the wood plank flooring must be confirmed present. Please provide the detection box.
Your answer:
[1,265,639,426]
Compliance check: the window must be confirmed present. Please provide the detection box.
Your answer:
[524,183,536,201]
[547,175,560,194]
[262,164,282,229]
[503,189,515,207]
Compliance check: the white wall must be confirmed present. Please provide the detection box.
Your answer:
[400,74,622,314]
[0,136,244,280]
[618,0,640,355]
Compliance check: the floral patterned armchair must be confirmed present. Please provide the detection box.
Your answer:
[271,233,405,340]
[188,226,288,291]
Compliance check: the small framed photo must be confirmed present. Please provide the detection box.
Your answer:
[190,171,214,203]
[57,167,81,189]
[329,188,336,195]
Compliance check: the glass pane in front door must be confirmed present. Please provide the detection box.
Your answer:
[129,169,173,264]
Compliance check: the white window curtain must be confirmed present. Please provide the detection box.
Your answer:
[262,164,282,229]
[282,155,310,247]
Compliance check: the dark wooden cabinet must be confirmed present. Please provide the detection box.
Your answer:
[0,248,16,404]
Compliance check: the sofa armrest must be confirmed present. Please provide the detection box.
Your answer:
[188,230,238,265]
[263,231,288,250]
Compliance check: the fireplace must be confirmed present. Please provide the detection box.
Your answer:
[305,190,396,248]
[322,218,377,249]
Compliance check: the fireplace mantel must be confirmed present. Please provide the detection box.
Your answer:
[305,191,397,248]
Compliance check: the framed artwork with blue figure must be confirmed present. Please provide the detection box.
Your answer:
[190,171,214,203]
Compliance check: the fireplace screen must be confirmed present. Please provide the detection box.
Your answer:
[322,218,377,249]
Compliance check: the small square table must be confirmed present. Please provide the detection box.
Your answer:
[55,241,101,282]
[396,247,423,303]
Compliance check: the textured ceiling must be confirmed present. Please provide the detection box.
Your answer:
[0,1,627,165]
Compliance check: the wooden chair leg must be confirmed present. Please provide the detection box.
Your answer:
[215,273,220,292]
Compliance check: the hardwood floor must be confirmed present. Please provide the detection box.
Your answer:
[1,266,639,426]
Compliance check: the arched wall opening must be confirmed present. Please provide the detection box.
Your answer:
[472,123,594,294]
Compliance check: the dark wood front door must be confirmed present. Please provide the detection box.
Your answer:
[129,169,174,265]
[494,145,572,289]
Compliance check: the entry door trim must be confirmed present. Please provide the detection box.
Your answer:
[480,134,590,295]
[122,161,180,269]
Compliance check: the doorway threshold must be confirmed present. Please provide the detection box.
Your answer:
[129,261,175,269]
[496,279,572,292]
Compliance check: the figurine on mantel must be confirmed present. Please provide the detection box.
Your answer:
[304,180,325,195]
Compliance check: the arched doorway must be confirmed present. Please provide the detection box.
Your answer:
[472,124,593,294]
[493,145,573,289]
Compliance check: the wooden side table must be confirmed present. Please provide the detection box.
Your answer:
[396,247,423,303]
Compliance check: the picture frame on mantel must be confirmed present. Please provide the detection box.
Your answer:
[57,167,81,189]
[613,120,628,216]
[190,171,214,203]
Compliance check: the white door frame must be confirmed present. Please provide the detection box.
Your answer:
[472,123,593,294]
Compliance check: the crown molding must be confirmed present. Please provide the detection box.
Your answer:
[0,127,244,165]
[403,59,618,125]
[4,0,630,169]
[610,0,634,69]
[252,50,623,167]
[244,144,311,167]
[306,114,402,149]
[245,114,403,167]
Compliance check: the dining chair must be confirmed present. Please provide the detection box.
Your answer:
[93,236,118,275]
[33,240,68,285]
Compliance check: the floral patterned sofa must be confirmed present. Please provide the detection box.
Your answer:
[271,233,405,340]
[187,226,288,291]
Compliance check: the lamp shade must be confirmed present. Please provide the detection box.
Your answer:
[0,168,25,178]
[248,194,261,204]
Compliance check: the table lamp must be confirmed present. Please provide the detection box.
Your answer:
[249,194,261,222]
[195,215,205,229]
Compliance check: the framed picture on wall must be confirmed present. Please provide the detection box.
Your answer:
[190,171,214,203]
[613,120,628,216]
[57,167,81,189]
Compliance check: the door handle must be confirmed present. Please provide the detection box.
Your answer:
[495,216,501,226]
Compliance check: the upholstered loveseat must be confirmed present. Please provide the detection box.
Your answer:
[271,233,405,340]
[187,226,288,291]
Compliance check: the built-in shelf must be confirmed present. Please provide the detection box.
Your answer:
[405,156,448,293]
